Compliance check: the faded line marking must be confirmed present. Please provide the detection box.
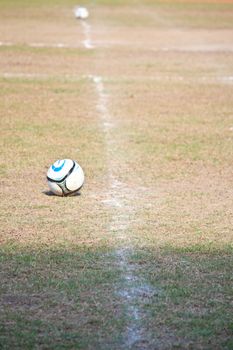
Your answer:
[88,75,111,131]
[0,41,80,48]
[88,73,153,347]
[81,21,95,49]
[30,42,67,48]
[85,40,233,52]
[2,72,233,86]
[0,73,87,81]
[1,40,233,53]
[0,72,49,79]
[86,75,233,85]
[116,248,156,348]
[152,45,233,53]
[0,41,14,46]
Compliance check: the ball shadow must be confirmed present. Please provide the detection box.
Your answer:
[42,191,81,197]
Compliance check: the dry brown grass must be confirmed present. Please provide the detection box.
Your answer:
[0,77,112,248]
[0,0,232,349]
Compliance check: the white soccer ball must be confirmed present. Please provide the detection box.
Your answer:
[74,7,89,19]
[47,159,84,196]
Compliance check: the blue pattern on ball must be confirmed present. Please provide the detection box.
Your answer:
[52,160,66,172]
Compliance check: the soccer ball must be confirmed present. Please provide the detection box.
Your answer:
[47,159,84,196]
[74,7,89,19]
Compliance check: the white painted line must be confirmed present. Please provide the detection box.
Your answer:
[88,73,153,346]
[152,45,233,53]
[82,39,94,49]
[30,42,67,48]
[81,21,95,49]
[88,75,109,126]
[102,198,122,208]
[86,75,233,85]
[0,41,14,46]
[103,121,114,131]
[84,40,233,52]
[116,248,155,347]
[219,76,233,84]
[81,18,154,344]
[2,72,233,86]
[0,73,87,82]
[0,72,49,79]
[1,40,233,53]
[0,41,83,49]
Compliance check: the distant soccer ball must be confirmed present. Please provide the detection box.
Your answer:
[74,7,89,19]
[47,159,84,196]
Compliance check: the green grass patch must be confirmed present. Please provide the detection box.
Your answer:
[0,245,126,349]
[129,247,233,348]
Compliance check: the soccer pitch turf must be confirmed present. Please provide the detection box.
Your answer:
[0,0,233,348]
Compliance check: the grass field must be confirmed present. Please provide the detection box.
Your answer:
[0,0,233,349]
